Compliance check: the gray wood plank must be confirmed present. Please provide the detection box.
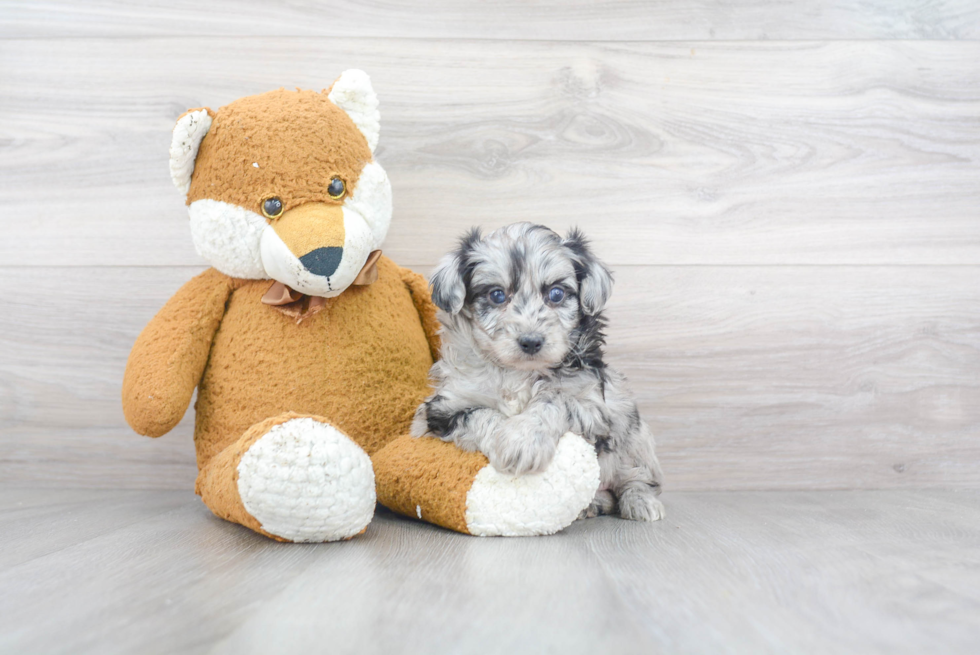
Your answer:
[0,426,198,490]
[0,495,327,655]
[1,488,978,654]
[210,510,657,655]
[608,265,980,490]
[0,488,190,569]
[2,265,977,490]
[0,266,201,490]
[584,490,980,653]
[2,39,978,267]
[1,0,978,40]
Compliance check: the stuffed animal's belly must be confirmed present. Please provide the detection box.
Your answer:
[194,270,433,467]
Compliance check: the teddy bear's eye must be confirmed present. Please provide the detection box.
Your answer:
[262,197,283,219]
[327,177,346,200]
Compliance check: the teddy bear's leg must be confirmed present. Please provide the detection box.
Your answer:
[197,412,376,542]
[372,432,600,537]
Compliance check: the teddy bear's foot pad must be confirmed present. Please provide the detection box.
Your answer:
[464,433,600,536]
[235,417,376,542]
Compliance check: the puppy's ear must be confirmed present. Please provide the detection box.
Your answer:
[563,228,613,316]
[430,228,481,314]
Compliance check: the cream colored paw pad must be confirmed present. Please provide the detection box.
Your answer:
[464,433,601,537]
[237,418,376,542]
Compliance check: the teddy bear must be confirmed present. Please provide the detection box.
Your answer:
[122,70,599,542]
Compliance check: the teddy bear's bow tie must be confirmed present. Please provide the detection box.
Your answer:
[260,250,382,323]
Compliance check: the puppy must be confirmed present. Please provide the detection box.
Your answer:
[411,222,664,521]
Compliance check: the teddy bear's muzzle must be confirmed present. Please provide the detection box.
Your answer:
[259,200,380,298]
[271,202,346,263]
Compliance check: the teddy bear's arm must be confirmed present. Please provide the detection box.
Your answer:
[122,268,235,438]
[398,266,441,362]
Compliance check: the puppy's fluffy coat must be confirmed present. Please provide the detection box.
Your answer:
[411,223,664,521]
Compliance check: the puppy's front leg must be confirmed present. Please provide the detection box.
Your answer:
[489,395,568,475]
[618,480,665,522]
[413,394,508,456]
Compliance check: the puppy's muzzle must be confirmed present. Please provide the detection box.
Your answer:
[518,334,545,355]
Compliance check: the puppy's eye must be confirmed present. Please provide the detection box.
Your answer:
[548,286,565,304]
[488,288,507,305]
[327,177,346,200]
[262,197,283,219]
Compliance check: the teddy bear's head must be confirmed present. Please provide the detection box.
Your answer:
[169,69,392,297]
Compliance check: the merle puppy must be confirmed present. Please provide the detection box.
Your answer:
[411,222,664,521]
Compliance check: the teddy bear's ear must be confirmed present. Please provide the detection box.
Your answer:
[327,69,380,153]
[169,108,214,196]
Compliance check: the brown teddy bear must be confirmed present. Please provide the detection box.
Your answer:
[123,70,598,541]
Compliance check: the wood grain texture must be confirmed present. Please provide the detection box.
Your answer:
[1,488,978,654]
[2,0,978,40]
[0,488,189,569]
[2,265,977,491]
[2,39,979,267]
[1,4,978,493]
[583,490,980,653]
[0,267,202,490]
[608,265,980,490]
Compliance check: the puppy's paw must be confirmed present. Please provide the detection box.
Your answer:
[578,489,617,519]
[409,403,429,437]
[489,437,556,475]
[488,416,559,475]
[618,487,665,522]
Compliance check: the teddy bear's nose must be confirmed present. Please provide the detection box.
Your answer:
[299,247,343,278]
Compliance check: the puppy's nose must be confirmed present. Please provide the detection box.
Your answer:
[300,247,343,277]
[518,334,544,355]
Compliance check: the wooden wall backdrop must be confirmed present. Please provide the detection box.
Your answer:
[1,1,978,491]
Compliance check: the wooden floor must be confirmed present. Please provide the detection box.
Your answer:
[1,487,978,654]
